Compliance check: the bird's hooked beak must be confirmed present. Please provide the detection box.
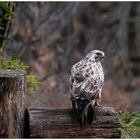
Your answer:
[101,53,105,61]
[95,52,105,62]
[102,53,105,59]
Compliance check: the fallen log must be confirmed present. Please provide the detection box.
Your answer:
[25,107,121,138]
[0,70,26,138]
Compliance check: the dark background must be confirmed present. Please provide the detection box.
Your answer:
[5,2,140,111]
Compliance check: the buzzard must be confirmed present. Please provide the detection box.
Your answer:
[70,50,105,127]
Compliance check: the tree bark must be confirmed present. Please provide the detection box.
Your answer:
[25,107,121,138]
[0,70,26,138]
[0,2,16,55]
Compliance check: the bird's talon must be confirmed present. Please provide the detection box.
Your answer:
[95,103,102,107]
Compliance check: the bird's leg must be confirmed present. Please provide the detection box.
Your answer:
[95,99,102,107]
[95,92,102,107]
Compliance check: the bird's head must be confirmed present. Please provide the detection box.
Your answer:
[86,50,105,62]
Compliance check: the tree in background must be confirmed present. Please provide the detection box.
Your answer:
[0,2,15,55]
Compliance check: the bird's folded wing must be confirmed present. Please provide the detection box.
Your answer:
[70,72,85,99]
[79,79,100,100]
[74,72,85,83]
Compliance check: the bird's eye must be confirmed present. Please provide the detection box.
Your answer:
[96,52,100,55]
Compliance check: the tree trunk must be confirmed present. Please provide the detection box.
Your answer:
[25,107,121,138]
[0,70,26,138]
[0,2,16,55]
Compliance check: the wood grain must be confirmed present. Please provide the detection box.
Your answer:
[0,70,26,138]
[25,107,121,138]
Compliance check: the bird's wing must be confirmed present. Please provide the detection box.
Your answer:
[74,72,85,83]
[70,68,86,100]
[79,78,101,100]
[70,61,104,101]
[79,65,104,100]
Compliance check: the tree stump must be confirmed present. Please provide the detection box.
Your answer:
[25,107,121,138]
[0,70,26,138]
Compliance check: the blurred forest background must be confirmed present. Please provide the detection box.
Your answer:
[3,2,140,111]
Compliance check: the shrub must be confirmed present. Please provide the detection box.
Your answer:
[117,110,140,138]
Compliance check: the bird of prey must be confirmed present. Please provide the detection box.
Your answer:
[70,50,105,127]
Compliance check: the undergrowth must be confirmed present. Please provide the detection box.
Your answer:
[117,109,140,138]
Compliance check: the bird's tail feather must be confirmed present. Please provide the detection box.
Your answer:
[77,99,96,127]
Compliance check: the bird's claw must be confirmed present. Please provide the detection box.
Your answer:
[95,102,102,107]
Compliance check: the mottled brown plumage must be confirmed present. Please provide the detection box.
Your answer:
[70,50,105,127]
